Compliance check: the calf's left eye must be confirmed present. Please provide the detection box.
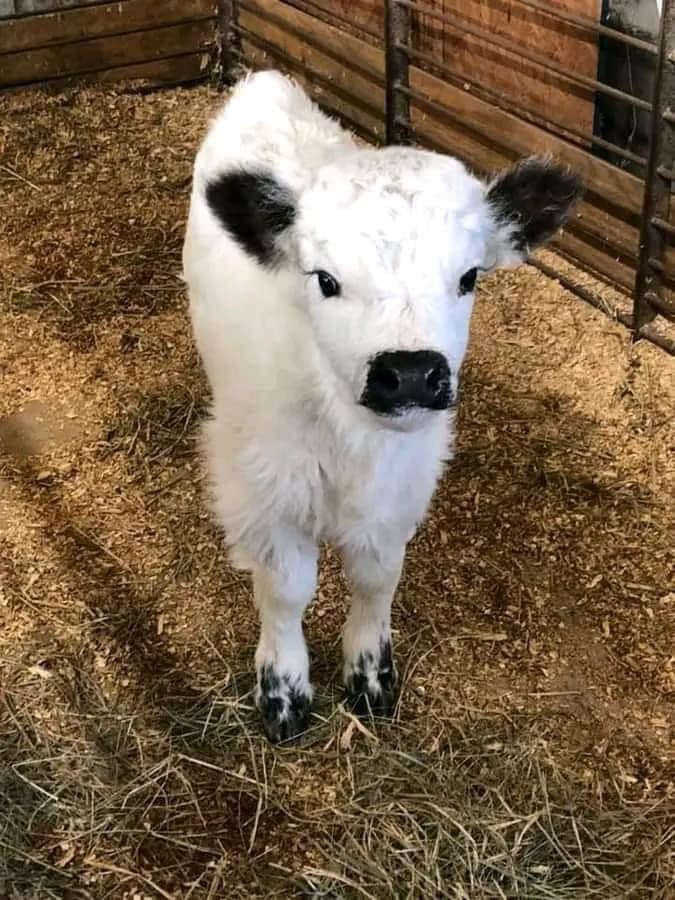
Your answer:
[459,267,478,296]
[315,270,341,298]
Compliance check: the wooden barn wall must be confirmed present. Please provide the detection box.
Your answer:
[413,1,602,141]
[0,0,217,90]
[285,0,383,39]
[237,0,651,297]
[286,0,602,141]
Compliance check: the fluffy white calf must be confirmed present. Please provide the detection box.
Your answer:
[183,70,581,741]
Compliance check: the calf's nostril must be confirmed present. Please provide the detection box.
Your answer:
[379,368,400,393]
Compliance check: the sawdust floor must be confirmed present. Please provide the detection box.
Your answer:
[0,85,673,899]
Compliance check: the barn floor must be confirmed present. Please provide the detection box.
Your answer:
[0,84,673,899]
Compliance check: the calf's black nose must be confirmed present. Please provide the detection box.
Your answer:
[361,350,451,415]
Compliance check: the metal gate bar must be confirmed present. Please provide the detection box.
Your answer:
[385,0,409,145]
[634,0,675,335]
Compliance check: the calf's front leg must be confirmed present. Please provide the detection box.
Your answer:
[341,542,405,718]
[251,534,317,742]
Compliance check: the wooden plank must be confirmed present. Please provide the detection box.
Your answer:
[284,0,383,37]
[82,50,210,87]
[574,201,638,262]
[238,5,384,115]
[412,102,508,172]
[550,230,636,293]
[0,18,215,85]
[415,1,601,140]
[0,0,215,54]
[411,66,643,215]
[239,0,382,76]
[0,49,211,90]
[240,36,383,141]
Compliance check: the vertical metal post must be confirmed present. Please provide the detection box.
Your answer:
[633,0,675,334]
[385,0,411,144]
[214,0,237,88]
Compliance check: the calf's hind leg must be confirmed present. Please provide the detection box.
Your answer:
[250,533,318,743]
[340,542,405,718]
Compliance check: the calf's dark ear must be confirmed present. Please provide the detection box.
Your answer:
[487,156,583,256]
[205,168,296,266]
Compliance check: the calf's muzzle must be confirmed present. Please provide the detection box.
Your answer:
[361,349,451,415]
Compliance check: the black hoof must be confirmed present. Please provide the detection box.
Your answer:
[346,683,397,718]
[345,640,397,719]
[257,665,312,743]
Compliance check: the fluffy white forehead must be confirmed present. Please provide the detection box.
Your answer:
[297,146,491,294]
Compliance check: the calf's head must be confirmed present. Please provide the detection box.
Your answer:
[206,148,581,430]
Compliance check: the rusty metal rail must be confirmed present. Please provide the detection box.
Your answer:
[633,0,675,341]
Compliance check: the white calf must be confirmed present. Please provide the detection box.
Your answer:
[183,70,581,741]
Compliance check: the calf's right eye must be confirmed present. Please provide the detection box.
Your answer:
[315,270,341,298]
